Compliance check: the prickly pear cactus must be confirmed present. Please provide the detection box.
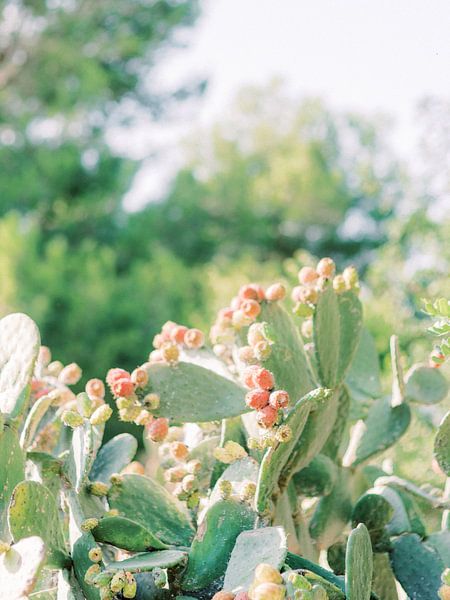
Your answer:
[0,258,447,600]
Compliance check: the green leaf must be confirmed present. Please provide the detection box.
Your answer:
[0,536,46,598]
[313,286,363,388]
[434,410,450,476]
[0,425,25,540]
[351,397,411,466]
[0,313,40,418]
[223,527,287,593]
[346,328,382,402]
[93,516,165,551]
[89,433,137,483]
[107,474,194,547]
[405,364,448,405]
[345,523,373,600]
[258,302,314,402]
[390,533,443,600]
[8,481,69,569]
[107,550,187,572]
[139,362,247,422]
[181,499,255,591]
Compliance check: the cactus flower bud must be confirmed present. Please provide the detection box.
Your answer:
[212,593,235,600]
[170,324,189,345]
[252,368,275,390]
[85,378,105,400]
[238,345,257,364]
[218,479,233,498]
[245,388,270,410]
[332,274,347,294]
[121,461,145,475]
[0,540,10,554]
[317,257,335,278]
[301,319,313,339]
[90,404,112,425]
[241,481,257,501]
[241,299,261,320]
[110,473,124,485]
[165,466,187,483]
[88,547,103,562]
[243,365,260,388]
[265,283,286,302]
[186,459,202,474]
[170,441,189,461]
[255,564,283,585]
[47,360,64,376]
[61,410,84,428]
[161,342,180,363]
[111,378,134,398]
[247,322,268,346]
[269,390,289,409]
[257,405,278,429]
[275,424,292,443]
[119,406,141,422]
[143,392,160,410]
[131,368,148,387]
[342,265,359,289]
[232,310,253,329]
[88,481,109,497]
[253,340,272,361]
[253,583,285,600]
[184,328,205,349]
[38,345,52,366]
[298,266,319,286]
[81,518,99,532]
[122,573,137,599]
[110,571,126,593]
[59,362,82,385]
[147,417,169,442]
[182,474,198,492]
[84,564,101,584]
[134,409,153,427]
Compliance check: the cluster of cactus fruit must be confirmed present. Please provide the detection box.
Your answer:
[0,256,449,600]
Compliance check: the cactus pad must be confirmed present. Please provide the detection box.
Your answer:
[405,364,448,404]
[66,420,104,492]
[89,433,137,483]
[292,454,338,497]
[345,523,373,600]
[93,515,166,551]
[345,328,382,404]
[107,549,187,572]
[0,425,25,539]
[434,410,450,476]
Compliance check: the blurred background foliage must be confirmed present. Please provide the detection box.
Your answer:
[0,0,449,401]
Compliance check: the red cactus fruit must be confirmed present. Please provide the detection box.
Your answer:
[269,390,289,409]
[257,405,278,428]
[241,299,261,319]
[245,388,270,410]
[243,365,260,388]
[106,368,130,386]
[171,325,189,344]
[147,417,169,442]
[265,283,286,302]
[184,328,205,349]
[111,378,135,398]
[298,266,319,285]
[253,368,275,390]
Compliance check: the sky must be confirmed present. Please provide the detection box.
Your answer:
[122,0,450,209]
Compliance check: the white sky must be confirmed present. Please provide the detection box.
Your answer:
[122,0,450,209]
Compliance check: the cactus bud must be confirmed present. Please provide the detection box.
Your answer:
[81,518,99,532]
[332,275,346,294]
[253,340,272,361]
[59,362,82,385]
[85,378,105,400]
[246,388,270,410]
[92,570,114,588]
[106,368,130,385]
[61,410,84,428]
[121,461,145,475]
[287,572,312,590]
[47,360,64,376]
[170,441,189,461]
[119,406,141,422]
[247,437,261,450]
[232,309,253,329]
[88,547,103,562]
[0,540,10,554]
[88,481,109,497]
[218,479,233,498]
[241,481,257,501]
[212,593,235,600]
[84,564,101,584]
[298,266,319,286]
[90,404,112,425]
[255,564,283,585]
[266,283,286,302]
[38,345,52,366]
[253,583,285,600]
[275,424,292,443]
[301,319,313,339]
[342,265,359,289]
[122,573,137,599]
[134,409,153,426]
[116,396,133,410]
[186,459,202,475]
[147,417,169,442]
[182,474,198,493]
[110,473,124,485]
[106,508,119,517]
[311,585,328,600]
[238,345,257,364]
[143,392,160,410]
[247,322,267,347]
[442,569,450,585]
[111,378,134,398]
[184,328,205,349]
[110,571,126,593]
[161,342,180,363]
[131,368,148,387]
[165,466,187,483]
[292,286,318,305]
[241,299,261,320]
[253,368,275,390]
[187,491,200,509]
[269,390,289,409]
[257,405,278,429]
[317,257,335,278]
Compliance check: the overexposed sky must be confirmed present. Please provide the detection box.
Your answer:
[123,0,450,209]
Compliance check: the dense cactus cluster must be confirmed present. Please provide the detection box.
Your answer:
[0,257,448,599]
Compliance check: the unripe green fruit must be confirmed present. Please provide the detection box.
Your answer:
[218,479,233,498]
[442,569,450,586]
[275,424,292,443]
[90,404,112,425]
[287,572,311,590]
[99,587,114,600]
[332,275,346,294]
[116,396,133,409]
[253,582,285,600]
[89,481,109,497]
[241,481,257,501]
[84,564,101,584]
[92,571,113,587]
[110,571,126,593]
[187,491,200,509]
[110,473,123,485]
[144,392,160,410]
[88,547,103,562]
[61,409,84,428]
[81,518,99,532]
[311,585,328,600]
[0,540,11,554]
[123,573,137,598]
[254,563,283,585]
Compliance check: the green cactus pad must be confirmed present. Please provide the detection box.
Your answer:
[65,420,104,492]
[427,530,450,566]
[57,569,86,600]
[404,364,448,404]
[181,499,255,591]
[0,535,46,598]
[20,392,55,450]
[107,473,194,547]
[140,362,248,422]
[390,533,444,600]
[0,425,25,540]
[434,410,450,476]
[93,515,166,551]
[346,328,382,404]
[309,469,353,550]
[258,302,314,401]
[345,523,373,600]
[351,397,411,466]
[321,387,351,460]
[256,388,332,513]
[372,486,426,538]
[313,286,363,388]
[292,454,338,497]
[89,433,137,483]
[352,491,394,546]
[107,549,187,572]
[371,553,399,600]
[189,435,220,489]
[223,526,287,593]
[8,480,69,569]
[0,313,40,418]
[71,532,101,600]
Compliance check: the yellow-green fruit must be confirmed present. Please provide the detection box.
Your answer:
[439,585,450,600]
[100,587,114,600]
[253,583,285,600]
[116,396,133,410]
[312,585,328,600]
[81,518,99,532]
[110,473,124,485]
[89,481,109,497]
[84,564,101,584]
[110,571,126,593]
[90,404,113,425]
[254,563,283,585]
[123,573,137,598]
[61,410,84,428]
[88,547,103,562]
[0,540,10,554]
